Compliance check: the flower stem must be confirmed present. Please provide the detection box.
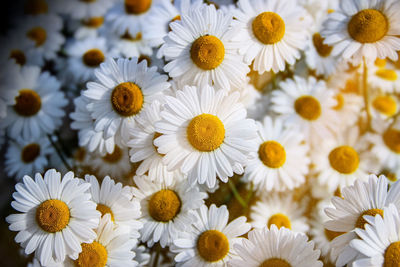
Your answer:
[228,179,247,208]
[47,134,72,170]
[363,58,371,131]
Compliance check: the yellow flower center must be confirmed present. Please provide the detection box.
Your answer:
[26,27,47,47]
[82,49,105,68]
[252,12,285,45]
[197,230,229,262]
[260,258,291,267]
[381,169,398,182]
[294,96,321,121]
[328,145,359,174]
[258,141,286,168]
[343,79,359,93]
[384,241,400,267]
[138,55,151,65]
[376,69,398,81]
[75,241,108,267]
[82,17,104,28]
[74,147,86,162]
[36,199,70,233]
[102,146,123,163]
[152,132,164,155]
[372,95,397,116]
[190,35,225,70]
[267,213,291,229]
[9,50,26,66]
[355,208,383,229]
[24,0,48,15]
[383,128,400,154]
[111,82,144,117]
[375,58,387,68]
[121,32,142,41]
[347,9,388,43]
[96,204,114,221]
[324,228,345,241]
[186,114,225,152]
[312,33,333,57]
[14,89,42,117]
[21,143,41,163]
[148,189,181,222]
[124,0,152,14]
[168,15,181,31]
[333,93,345,110]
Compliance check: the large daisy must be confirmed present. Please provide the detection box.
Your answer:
[6,169,101,266]
[233,0,312,73]
[154,84,258,189]
[162,4,250,91]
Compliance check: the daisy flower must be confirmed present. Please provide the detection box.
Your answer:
[163,4,250,91]
[229,225,322,267]
[154,84,258,189]
[321,0,400,65]
[233,0,312,73]
[132,174,207,248]
[244,116,310,192]
[82,57,170,141]
[109,31,153,59]
[270,76,340,148]
[0,66,68,140]
[90,145,132,178]
[5,136,52,179]
[0,34,35,66]
[368,61,400,93]
[73,16,106,40]
[0,61,20,119]
[172,204,251,266]
[370,93,398,119]
[6,169,101,266]
[324,174,400,266]
[250,193,309,234]
[62,0,116,19]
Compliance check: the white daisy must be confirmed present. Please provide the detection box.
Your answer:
[370,92,398,119]
[6,169,101,266]
[368,61,400,94]
[154,84,258,189]
[132,174,207,248]
[243,116,310,192]
[324,174,400,266]
[321,0,400,65]
[172,204,251,266]
[72,16,106,40]
[233,0,312,73]
[62,0,116,19]
[270,76,340,148]
[5,136,52,179]
[0,34,35,66]
[23,0,61,16]
[90,145,132,179]
[0,66,68,140]
[82,57,170,141]
[250,193,309,234]
[229,225,322,267]
[163,4,250,91]
[109,31,153,59]
[133,244,150,267]
[0,61,21,119]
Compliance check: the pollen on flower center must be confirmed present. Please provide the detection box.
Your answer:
[259,258,291,267]
[36,199,70,233]
[376,69,398,81]
[312,33,333,57]
[355,209,383,229]
[187,114,225,152]
[267,213,291,229]
[24,0,48,15]
[14,89,42,117]
[197,230,229,262]
[347,9,388,43]
[102,146,123,163]
[125,0,152,14]
[82,17,104,28]
[383,128,400,154]
[148,189,181,222]
[372,95,397,116]
[82,49,105,67]
[384,241,400,267]
[75,241,108,267]
[252,12,285,45]
[27,27,47,47]
[96,204,115,221]
[111,82,144,117]
[190,35,225,70]
[21,143,41,163]
[328,145,359,174]
[324,228,345,241]
[258,141,286,168]
[294,95,321,121]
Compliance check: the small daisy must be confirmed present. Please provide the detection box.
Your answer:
[370,93,399,119]
[82,57,170,141]
[250,193,309,234]
[72,16,106,40]
[90,145,132,178]
[233,0,312,73]
[132,174,207,248]
[244,116,310,192]
[0,34,35,66]
[324,174,400,266]
[23,0,65,16]
[5,136,52,179]
[163,4,250,91]
[0,66,68,140]
[368,61,400,93]
[63,0,116,19]
[109,31,153,59]
[229,225,322,267]
[154,84,258,189]
[321,0,400,65]
[270,76,340,148]
[6,169,101,266]
[173,204,251,266]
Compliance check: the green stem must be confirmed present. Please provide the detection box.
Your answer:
[363,58,372,131]
[228,180,247,208]
[47,134,72,170]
